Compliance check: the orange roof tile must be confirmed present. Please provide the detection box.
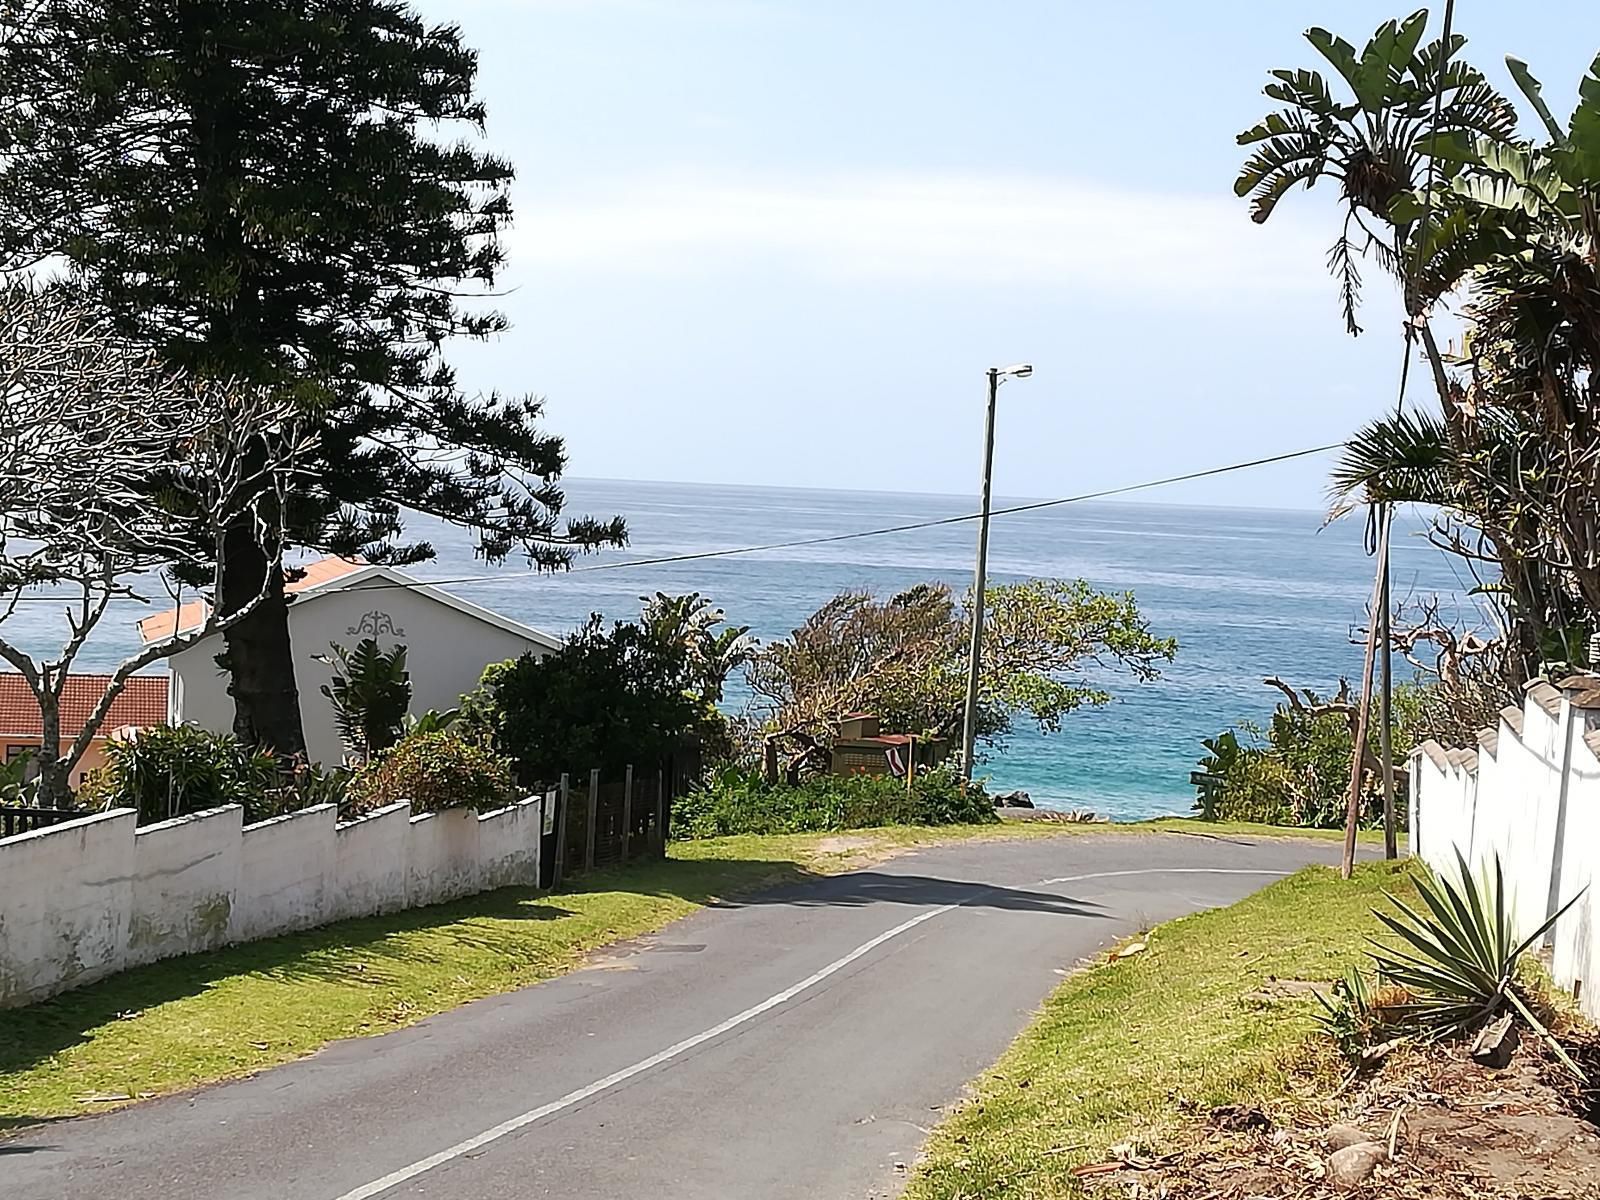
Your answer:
[0,674,169,738]
[136,556,367,643]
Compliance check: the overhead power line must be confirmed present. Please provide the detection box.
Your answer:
[5,440,1346,604]
[301,440,1349,591]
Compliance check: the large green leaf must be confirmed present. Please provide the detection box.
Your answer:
[1306,25,1368,108]
[1352,9,1430,113]
[1506,55,1566,145]
[1329,408,1452,505]
[1562,50,1600,185]
[1264,68,1356,122]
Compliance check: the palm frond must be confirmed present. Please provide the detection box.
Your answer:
[1329,408,1452,506]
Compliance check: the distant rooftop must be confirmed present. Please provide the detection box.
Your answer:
[0,674,168,738]
[137,557,365,644]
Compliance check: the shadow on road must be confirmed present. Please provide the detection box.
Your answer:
[708,870,1108,918]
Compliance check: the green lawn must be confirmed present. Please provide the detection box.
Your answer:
[0,817,1397,1131]
[905,859,1417,1199]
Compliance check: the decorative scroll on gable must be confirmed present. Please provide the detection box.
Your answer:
[346,609,406,638]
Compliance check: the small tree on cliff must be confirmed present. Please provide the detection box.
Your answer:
[0,1,625,757]
[0,286,310,803]
[748,579,1176,779]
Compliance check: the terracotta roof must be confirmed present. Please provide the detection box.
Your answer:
[136,556,366,643]
[0,674,168,738]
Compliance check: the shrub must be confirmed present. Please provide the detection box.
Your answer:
[672,766,995,839]
[1195,679,1409,830]
[344,729,517,820]
[315,637,411,762]
[84,724,283,826]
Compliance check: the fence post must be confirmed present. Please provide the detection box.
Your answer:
[655,767,666,855]
[586,768,600,871]
[1545,695,1577,948]
[554,772,570,889]
[621,763,634,864]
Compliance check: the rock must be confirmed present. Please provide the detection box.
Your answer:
[992,790,1034,808]
[1469,1013,1519,1069]
[1327,1141,1387,1189]
[1210,1103,1271,1132]
[1325,1124,1372,1151]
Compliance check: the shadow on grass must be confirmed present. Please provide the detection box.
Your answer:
[0,886,573,1098]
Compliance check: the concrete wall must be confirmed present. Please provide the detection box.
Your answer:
[0,810,135,1002]
[169,579,554,768]
[1412,676,1600,1019]
[0,794,544,1007]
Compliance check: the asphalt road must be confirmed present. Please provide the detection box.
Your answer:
[5,832,1356,1200]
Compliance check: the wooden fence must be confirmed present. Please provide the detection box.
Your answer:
[0,806,79,840]
[547,745,700,887]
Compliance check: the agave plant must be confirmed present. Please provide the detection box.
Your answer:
[1370,850,1585,1077]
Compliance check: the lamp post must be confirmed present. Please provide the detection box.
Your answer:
[960,363,1032,783]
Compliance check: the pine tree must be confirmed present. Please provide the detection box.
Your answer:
[0,1,624,756]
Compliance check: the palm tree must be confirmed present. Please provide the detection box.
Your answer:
[639,591,755,706]
[1239,10,1516,871]
[1236,9,1516,333]
[1330,407,1574,679]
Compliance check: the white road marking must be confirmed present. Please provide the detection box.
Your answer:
[331,865,1292,1199]
[1038,867,1290,886]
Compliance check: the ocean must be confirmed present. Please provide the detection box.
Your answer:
[26,478,1472,819]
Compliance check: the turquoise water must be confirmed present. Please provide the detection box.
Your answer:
[38,478,1469,819]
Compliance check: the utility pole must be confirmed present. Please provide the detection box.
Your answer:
[961,363,1031,783]
[1377,504,1397,859]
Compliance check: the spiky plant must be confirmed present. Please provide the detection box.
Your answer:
[1370,850,1585,1077]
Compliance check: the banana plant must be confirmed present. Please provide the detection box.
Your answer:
[1236,9,1515,333]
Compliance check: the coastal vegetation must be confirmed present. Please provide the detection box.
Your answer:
[672,765,995,839]
[1209,10,1600,844]
[748,579,1175,782]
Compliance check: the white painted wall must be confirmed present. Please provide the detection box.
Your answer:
[169,576,555,767]
[0,810,134,1001]
[0,795,544,1007]
[128,805,243,967]
[1412,678,1600,1019]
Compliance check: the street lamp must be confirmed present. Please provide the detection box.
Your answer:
[960,363,1032,784]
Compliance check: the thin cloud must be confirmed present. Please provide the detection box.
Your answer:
[507,170,1334,297]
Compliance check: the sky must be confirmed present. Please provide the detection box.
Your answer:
[421,1,1600,510]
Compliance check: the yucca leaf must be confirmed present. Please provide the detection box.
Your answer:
[1402,883,1491,971]
[1376,892,1497,986]
[1505,987,1587,1081]
[1509,886,1590,961]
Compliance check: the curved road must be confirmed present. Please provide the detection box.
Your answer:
[6,832,1355,1200]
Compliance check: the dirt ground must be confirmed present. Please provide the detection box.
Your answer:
[1085,1028,1600,1199]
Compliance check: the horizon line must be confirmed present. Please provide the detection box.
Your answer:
[561,472,1344,519]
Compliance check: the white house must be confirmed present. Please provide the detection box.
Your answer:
[137,557,560,768]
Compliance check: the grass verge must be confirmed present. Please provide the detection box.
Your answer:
[0,817,1391,1131]
[904,859,1418,1200]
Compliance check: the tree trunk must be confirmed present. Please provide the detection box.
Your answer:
[219,525,306,759]
[35,692,68,806]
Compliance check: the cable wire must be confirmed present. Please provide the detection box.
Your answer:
[8,439,1348,604]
